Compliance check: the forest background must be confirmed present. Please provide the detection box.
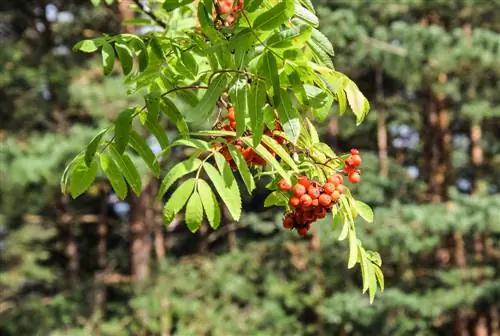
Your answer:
[1,0,499,335]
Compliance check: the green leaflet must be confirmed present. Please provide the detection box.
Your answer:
[245,0,264,12]
[163,0,194,11]
[367,260,377,303]
[277,89,301,144]
[149,37,165,60]
[145,92,160,123]
[157,158,201,200]
[185,191,204,233]
[143,118,170,151]
[347,230,358,269]
[129,130,160,177]
[227,143,256,194]
[61,153,84,194]
[108,145,142,195]
[214,152,237,188]
[307,40,334,69]
[267,24,312,50]
[161,97,189,137]
[114,42,134,75]
[229,79,248,137]
[288,70,308,105]
[261,135,298,172]
[248,81,267,146]
[101,42,115,76]
[253,0,295,31]
[172,138,210,150]
[185,74,228,124]
[84,128,109,167]
[129,38,148,72]
[197,179,221,229]
[311,28,334,57]
[294,3,319,27]
[374,265,385,291]
[196,1,222,42]
[69,158,98,198]
[163,178,195,225]
[305,118,319,144]
[355,200,374,223]
[264,191,288,207]
[100,153,128,200]
[203,162,242,221]
[344,78,370,124]
[260,52,280,102]
[114,108,134,153]
[241,138,291,184]
[73,39,100,52]
[358,246,370,293]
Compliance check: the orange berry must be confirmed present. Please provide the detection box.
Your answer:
[289,196,300,208]
[318,194,332,207]
[336,184,345,194]
[278,179,292,191]
[297,176,311,188]
[229,120,237,129]
[293,184,306,197]
[307,186,321,199]
[311,199,319,207]
[323,183,336,195]
[331,190,340,202]
[300,194,313,207]
[349,171,361,184]
[227,107,235,121]
[351,154,362,167]
[345,157,355,167]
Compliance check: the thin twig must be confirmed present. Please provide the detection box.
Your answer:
[131,0,167,29]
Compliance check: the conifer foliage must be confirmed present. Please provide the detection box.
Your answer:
[62,0,382,301]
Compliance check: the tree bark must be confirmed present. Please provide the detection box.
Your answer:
[376,68,389,177]
[422,74,452,202]
[153,196,165,262]
[129,180,155,283]
[94,183,109,315]
[470,122,484,193]
[60,195,79,288]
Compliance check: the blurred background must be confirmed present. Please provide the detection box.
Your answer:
[1,1,500,335]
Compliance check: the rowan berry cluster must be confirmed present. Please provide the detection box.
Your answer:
[344,149,362,184]
[280,174,345,236]
[213,106,285,167]
[213,0,244,26]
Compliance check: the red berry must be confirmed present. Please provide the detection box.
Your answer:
[300,194,313,207]
[311,199,319,207]
[315,207,327,219]
[297,176,311,189]
[283,216,294,229]
[227,107,235,121]
[297,227,308,237]
[307,186,321,199]
[293,184,306,197]
[323,183,336,195]
[289,196,300,208]
[349,171,361,184]
[350,148,359,155]
[331,190,340,202]
[351,154,362,167]
[328,174,343,186]
[303,211,315,222]
[345,157,355,167]
[318,194,332,207]
[230,120,237,129]
[336,184,345,194]
[344,166,354,174]
[278,179,292,191]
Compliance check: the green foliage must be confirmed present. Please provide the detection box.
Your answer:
[62,0,379,299]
